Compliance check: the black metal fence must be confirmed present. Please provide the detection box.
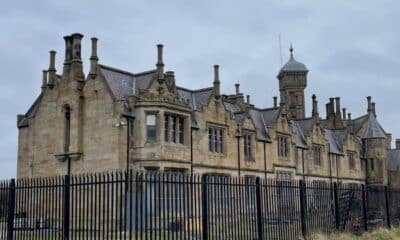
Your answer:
[1,172,400,240]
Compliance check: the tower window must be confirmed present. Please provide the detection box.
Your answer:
[146,114,157,141]
[370,158,375,171]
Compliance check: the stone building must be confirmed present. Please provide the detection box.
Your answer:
[16,33,400,186]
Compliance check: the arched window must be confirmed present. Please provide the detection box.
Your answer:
[64,105,71,153]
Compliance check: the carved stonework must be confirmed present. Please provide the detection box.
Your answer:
[138,90,189,107]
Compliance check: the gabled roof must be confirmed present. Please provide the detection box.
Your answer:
[388,149,400,171]
[324,129,343,154]
[260,107,280,127]
[361,113,386,139]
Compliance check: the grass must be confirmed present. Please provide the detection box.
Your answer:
[310,228,400,240]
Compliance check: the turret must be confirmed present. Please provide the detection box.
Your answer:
[277,45,308,120]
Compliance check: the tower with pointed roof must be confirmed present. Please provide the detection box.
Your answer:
[277,45,308,120]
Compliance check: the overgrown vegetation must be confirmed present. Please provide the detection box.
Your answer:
[310,228,400,240]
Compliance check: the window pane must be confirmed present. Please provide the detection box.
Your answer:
[164,115,169,142]
[179,117,184,144]
[219,129,223,153]
[147,115,156,126]
[147,114,156,141]
[208,129,213,151]
[172,116,176,143]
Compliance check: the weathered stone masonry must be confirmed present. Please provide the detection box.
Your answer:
[17,33,400,186]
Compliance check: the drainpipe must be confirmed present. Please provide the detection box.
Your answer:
[235,126,241,177]
[263,142,267,179]
[301,149,306,182]
[190,127,194,175]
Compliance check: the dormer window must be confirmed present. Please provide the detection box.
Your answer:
[208,126,224,153]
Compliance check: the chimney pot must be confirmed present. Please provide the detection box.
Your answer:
[367,96,372,113]
[156,44,165,82]
[42,70,47,89]
[273,96,278,107]
[335,97,341,114]
[246,95,250,104]
[342,108,346,120]
[63,35,73,63]
[90,37,99,78]
[48,50,56,88]
[372,102,376,116]
[213,65,221,99]
[396,139,400,149]
[348,113,352,121]
[71,33,84,60]
[235,83,240,95]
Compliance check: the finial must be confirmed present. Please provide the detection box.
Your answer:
[289,43,293,57]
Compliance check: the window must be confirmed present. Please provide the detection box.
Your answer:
[244,133,254,161]
[146,114,156,141]
[64,105,71,153]
[164,114,185,144]
[277,135,289,158]
[348,152,355,170]
[313,145,323,166]
[208,126,224,153]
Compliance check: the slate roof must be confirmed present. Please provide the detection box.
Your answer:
[361,113,386,139]
[387,149,400,171]
[99,64,156,100]
[260,107,280,127]
[292,121,307,148]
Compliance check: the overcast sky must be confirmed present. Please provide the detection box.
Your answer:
[0,1,398,178]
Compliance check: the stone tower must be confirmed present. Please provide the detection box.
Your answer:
[277,45,308,120]
[362,98,388,185]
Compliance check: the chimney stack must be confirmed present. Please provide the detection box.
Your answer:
[63,35,73,63]
[41,70,47,90]
[367,96,372,113]
[47,50,56,88]
[312,94,319,122]
[342,108,346,120]
[156,44,165,83]
[372,102,376,117]
[213,65,220,99]
[335,97,342,127]
[348,113,352,121]
[71,33,83,61]
[235,83,240,95]
[246,95,250,104]
[396,139,400,149]
[90,37,99,78]
[273,96,278,108]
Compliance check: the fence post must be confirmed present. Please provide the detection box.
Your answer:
[201,175,208,240]
[63,175,70,240]
[333,182,340,230]
[384,186,391,228]
[7,179,15,240]
[361,184,368,232]
[255,177,264,240]
[299,180,307,239]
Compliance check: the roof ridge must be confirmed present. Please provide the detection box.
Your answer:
[135,69,157,76]
[99,64,136,76]
[176,86,213,93]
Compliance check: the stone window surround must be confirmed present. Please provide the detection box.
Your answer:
[207,123,226,155]
[243,130,256,162]
[277,133,290,160]
[164,112,186,145]
[347,151,356,170]
[312,144,324,166]
[145,111,159,142]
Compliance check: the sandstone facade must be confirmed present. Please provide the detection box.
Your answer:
[17,33,400,186]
